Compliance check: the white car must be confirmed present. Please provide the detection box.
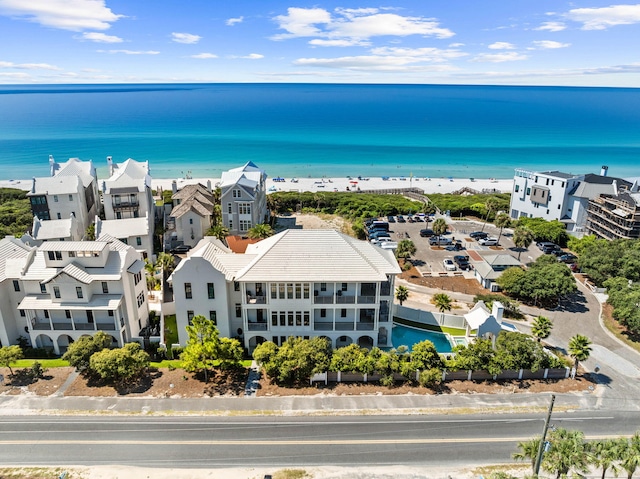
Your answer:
[479,237,499,246]
[443,259,456,271]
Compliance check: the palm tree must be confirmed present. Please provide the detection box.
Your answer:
[481,197,500,232]
[494,213,511,245]
[543,428,588,479]
[156,252,176,279]
[588,438,625,479]
[513,227,534,260]
[531,316,553,342]
[432,293,452,321]
[432,218,448,241]
[206,224,229,240]
[622,432,640,479]
[395,285,409,306]
[247,223,274,239]
[396,239,416,261]
[568,334,592,374]
[513,437,541,473]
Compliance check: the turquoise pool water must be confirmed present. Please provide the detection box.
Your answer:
[392,324,453,353]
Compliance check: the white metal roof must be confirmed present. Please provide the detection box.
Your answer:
[32,218,74,240]
[38,241,109,252]
[97,217,149,238]
[0,237,32,282]
[19,293,123,310]
[28,175,80,196]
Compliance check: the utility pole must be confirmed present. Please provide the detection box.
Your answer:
[533,394,555,476]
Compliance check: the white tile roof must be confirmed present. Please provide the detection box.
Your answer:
[55,158,95,188]
[0,237,32,282]
[236,229,400,282]
[104,158,151,192]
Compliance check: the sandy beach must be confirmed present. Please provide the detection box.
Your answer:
[0,175,512,196]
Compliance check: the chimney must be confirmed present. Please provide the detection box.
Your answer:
[49,155,56,176]
[601,165,608,177]
[107,156,114,177]
[31,177,36,194]
[207,179,212,192]
[171,180,178,195]
[491,301,504,324]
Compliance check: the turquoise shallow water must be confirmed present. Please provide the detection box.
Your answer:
[0,83,639,181]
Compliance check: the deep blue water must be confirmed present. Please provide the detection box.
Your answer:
[391,324,453,353]
[0,83,639,181]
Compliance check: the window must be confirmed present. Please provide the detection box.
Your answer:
[288,312,294,326]
[87,311,94,323]
[227,203,232,214]
[136,237,142,246]
[69,251,75,258]
[279,283,285,299]
[76,287,83,299]
[235,304,242,318]
[272,312,278,326]
[303,284,310,299]
[137,291,145,307]
[19,309,25,317]
[134,271,142,285]
[13,280,20,292]
[320,308,326,318]
[184,283,192,299]
[40,283,46,294]
[232,189,241,198]
[187,310,194,325]
[296,312,302,326]
[238,203,251,215]
[295,284,302,299]
[234,281,241,292]
[207,283,215,299]
[228,220,233,230]
[287,283,294,299]
[304,312,310,326]
[526,188,531,195]
[341,308,347,318]
[514,185,520,192]
[56,251,62,260]
[116,212,122,219]
[546,178,549,186]
[102,282,108,294]
[280,312,286,326]
[53,195,58,202]
[108,310,114,317]
[44,310,49,319]
[189,218,193,225]
[68,194,73,201]
[320,282,327,292]
[57,213,61,220]
[209,311,217,325]
[270,283,277,299]
[239,220,251,232]
[53,286,61,299]
[341,283,348,292]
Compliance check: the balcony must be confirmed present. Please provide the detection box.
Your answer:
[96,323,116,331]
[31,321,51,331]
[314,295,334,304]
[75,323,95,331]
[247,295,266,305]
[358,296,376,304]
[356,322,375,331]
[335,321,354,331]
[248,322,268,331]
[336,295,355,304]
[112,200,139,209]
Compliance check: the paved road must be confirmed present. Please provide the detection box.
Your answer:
[1,412,637,468]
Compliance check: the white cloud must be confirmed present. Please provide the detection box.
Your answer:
[242,53,263,60]
[191,53,218,59]
[272,7,454,42]
[449,42,465,47]
[0,72,30,79]
[0,0,122,31]
[565,3,640,30]
[103,50,160,55]
[293,46,466,71]
[535,21,567,32]
[171,32,201,44]
[471,52,528,63]
[226,16,244,26]
[532,40,570,49]
[309,39,370,47]
[488,42,515,50]
[80,32,122,43]
[0,60,61,70]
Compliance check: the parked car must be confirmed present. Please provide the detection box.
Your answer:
[369,231,391,240]
[371,236,394,244]
[445,242,464,251]
[469,231,489,240]
[170,244,192,254]
[478,237,499,246]
[413,215,424,222]
[396,215,406,223]
[429,236,453,246]
[557,253,577,263]
[443,259,456,271]
[419,228,435,237]
[453,255,472,270]
[537,241,562,254]
[387,215,396,223]
[407,216,414,223]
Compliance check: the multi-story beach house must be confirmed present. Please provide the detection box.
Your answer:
[586,183,640,240]
[27,157,99,236]
[474,254,523,292]
[168,183,215,248]
[169,229,400,352]
[509,167,630,234]
[220,162,268,235]
[0,236,149,355]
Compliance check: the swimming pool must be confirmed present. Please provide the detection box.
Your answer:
[391,324,454,353]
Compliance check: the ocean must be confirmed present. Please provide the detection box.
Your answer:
[0,83,639,182]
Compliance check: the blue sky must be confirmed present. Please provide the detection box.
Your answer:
[0,0,639,86]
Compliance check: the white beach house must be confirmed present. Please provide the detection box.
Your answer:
[220,161,268,235]
[169,229,400,352]
[169,183,215,248]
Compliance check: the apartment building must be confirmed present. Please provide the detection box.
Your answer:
[220,161,268,235]
[586,185,640,240]
[27,157,99,235]
[2,237,150,355]
[169,229,400,352]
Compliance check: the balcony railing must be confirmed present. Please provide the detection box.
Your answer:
[335,321,354,331]
[32,321,51,331]
[247,295,266,305]
[358,296,376,304]
[336,295,355,304]
[248,322,268,331]
[313,295,333,304]
[52,322,73,331]
[356,322,375,331]
[96,323,116,331]
[112,200,139,209]
[313,323,334,331]
[75,323,95,331]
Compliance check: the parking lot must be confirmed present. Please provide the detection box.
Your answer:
[377,215,544,276]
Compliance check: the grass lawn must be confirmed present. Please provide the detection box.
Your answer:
[393,317,466,336]
[12,359,69,368]
[164,314,179,356]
